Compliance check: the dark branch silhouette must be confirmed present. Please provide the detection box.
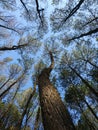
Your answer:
[20,0,30,19]
[68,27,98,41]
[0,78,10,90]
[62,0,85,23]
[69,65,98,98]
[0,43,28,51]
[0,73,24,98]
[0,17,7,22]
[0,24,19,33]
[35,0,44,25]
[82,17,98,27]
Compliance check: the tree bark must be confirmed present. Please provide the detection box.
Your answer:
[38,52,75,130]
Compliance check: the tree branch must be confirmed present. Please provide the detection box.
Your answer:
[20,0,30,19]
[49,51,54,70]
[35,0,44,25]
[82,17,98,27]
[63,0,85,23]
[0,43,28,51]
[20,0,29,13]
[0,24,19,33]
[68,27,98,41]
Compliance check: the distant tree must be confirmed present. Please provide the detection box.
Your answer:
[0,101,21,130]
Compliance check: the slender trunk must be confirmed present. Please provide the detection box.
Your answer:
[72,88,96,130]
[0,73,24,99]
[38,52,75,130]
[0,78,10,90]
[83,59,98,69]
[69,66,98,97]
[18,86,36,129]
[0,103,13,120]
[77,100,96,130]
[24,108,33,130]
[34,107,40,130]
[73,87,98,121]
[84,99,98,120]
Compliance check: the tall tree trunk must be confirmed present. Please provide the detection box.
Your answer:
[38,52,75,130]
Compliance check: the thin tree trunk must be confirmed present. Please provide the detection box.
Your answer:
[83,59,98,69]
[84,99,98,120]
[24,108,33,130]
[73,86,98,121]
[38,52,75,130]
[18,85,36,129]
[34,107,40,130]
[72,87,96,130]
[69,66,98,97]
[0,73,24,98]
[77,100,96,130]
[0,78,10,90]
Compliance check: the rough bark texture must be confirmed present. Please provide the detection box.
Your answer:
[38,52,75,130]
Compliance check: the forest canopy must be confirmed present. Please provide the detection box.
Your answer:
[0,0,98,130]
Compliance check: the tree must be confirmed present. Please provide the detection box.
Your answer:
[38,51,75,130]
[0,101,21,130]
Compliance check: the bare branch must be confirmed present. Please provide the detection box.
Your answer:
[82,17,98,27]
[68,28,98,41]
[0,17,7,22]
[0,78,10,90]
[35,0,44,25]
[0,43,28,51]
[20,0,30,19]
[62,0,85,23]
[0,24,19,34]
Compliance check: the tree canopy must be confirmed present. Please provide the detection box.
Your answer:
[0,0,98,130]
